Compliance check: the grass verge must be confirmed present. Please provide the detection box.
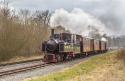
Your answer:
[27,51,117,81]
[116,49,125,64]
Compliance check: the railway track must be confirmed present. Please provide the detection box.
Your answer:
[0,52,106,77]
[0,58,43,67]
[0,63,50,77]
[0,58,85,77]
[0,58,78,77]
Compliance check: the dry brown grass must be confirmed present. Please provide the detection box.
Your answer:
[66,62,125,81]
[0,54,43,64]
[116,49,125,64]
[0,7,50,62]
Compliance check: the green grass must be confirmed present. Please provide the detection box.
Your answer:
[29,51,116,81]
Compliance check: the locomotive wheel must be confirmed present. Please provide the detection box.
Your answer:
[63,54,67,61]
[56,55,61,62]
[66,55,72,61]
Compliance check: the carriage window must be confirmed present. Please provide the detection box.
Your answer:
[63,35,71,42]
[76,35,82,45]
[62,33,71,43]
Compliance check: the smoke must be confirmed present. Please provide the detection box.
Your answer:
[49,0,125,37]
[90,0,125,36]
[50,8,106,37]
[101,37,107,42]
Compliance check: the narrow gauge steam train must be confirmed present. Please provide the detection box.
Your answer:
[42,29,107,63]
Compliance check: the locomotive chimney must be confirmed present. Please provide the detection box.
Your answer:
[51,28,54,36]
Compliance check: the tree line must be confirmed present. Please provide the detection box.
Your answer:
[0,1,51,61]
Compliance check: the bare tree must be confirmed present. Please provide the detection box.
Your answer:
[19,9,30,24]
[0,0,10,19]
[33,10,51,25]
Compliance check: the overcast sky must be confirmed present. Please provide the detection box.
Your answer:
[0,0,125,35]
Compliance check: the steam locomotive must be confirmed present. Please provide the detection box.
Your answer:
[42,29,107,63]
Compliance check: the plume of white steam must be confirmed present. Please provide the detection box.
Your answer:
[101,37,107,42]
[50,8,106,37]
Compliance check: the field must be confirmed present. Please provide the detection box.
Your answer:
[26,50,125,81]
